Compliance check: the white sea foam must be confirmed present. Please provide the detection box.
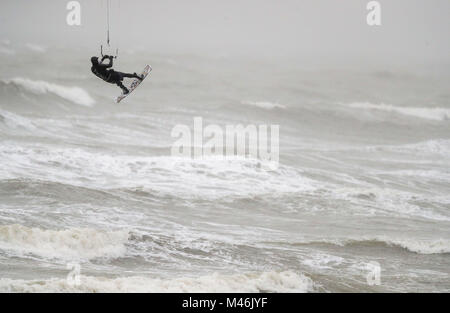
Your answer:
[333,186,450,222]
[0,143,316,199]
[0,109,37,131]
[0,271,313,293]
[302,253,346,270]
[2,78,95,106]
[391,139,450,157]
[0,224,129,260]
[241,100,286,110]
[355,139,450,161]
[344,102,450,121]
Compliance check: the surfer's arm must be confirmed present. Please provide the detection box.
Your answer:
[99,56,113,69]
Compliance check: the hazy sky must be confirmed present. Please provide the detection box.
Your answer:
[0,0,449,65]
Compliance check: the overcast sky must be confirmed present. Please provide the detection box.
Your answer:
[0,0,449,66]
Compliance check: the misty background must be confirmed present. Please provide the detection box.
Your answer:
[0,0,450,293]
[0,0,449,71]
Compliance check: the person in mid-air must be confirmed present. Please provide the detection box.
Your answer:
[91,55,142,94]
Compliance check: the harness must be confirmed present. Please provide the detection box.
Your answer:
[91,66,113,83]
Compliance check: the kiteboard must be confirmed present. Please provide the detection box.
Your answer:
[116,65,151,103]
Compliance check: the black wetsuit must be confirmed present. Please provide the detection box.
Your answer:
[91,56,140,94]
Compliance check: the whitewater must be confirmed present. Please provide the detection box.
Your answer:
[0,46,449,292]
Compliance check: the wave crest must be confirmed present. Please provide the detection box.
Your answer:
[0,109,37,131]
[0,271,313,293]
[344,102,450,121]
[2,78,95,107]
[288,236,450,254]
[0,224,129,260]
[241,100,286,110]
[0,143,316,199]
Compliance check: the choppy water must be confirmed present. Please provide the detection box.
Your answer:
[0,42,449,292]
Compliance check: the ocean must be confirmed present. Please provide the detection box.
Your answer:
[0,43,449,292]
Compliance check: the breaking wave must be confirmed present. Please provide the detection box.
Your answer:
[344,102,450,121]
[0,109,37,131]
[0,143,316,199]
[346,237,450,254]
[1,78,95,107]
[287,236,450,255]
[241,100,286,110]
[0,271,313,293]
[0,224,129,260]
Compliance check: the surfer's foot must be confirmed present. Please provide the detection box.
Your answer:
[122,88,129,95]
[133,73,143,81]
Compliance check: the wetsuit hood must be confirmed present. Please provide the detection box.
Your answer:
[91,56,99,65]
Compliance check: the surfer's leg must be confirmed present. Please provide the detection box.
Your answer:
[119,72,143,81]
[116,81,129,94]
[133,72,143,81]
[108,71,123,83]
